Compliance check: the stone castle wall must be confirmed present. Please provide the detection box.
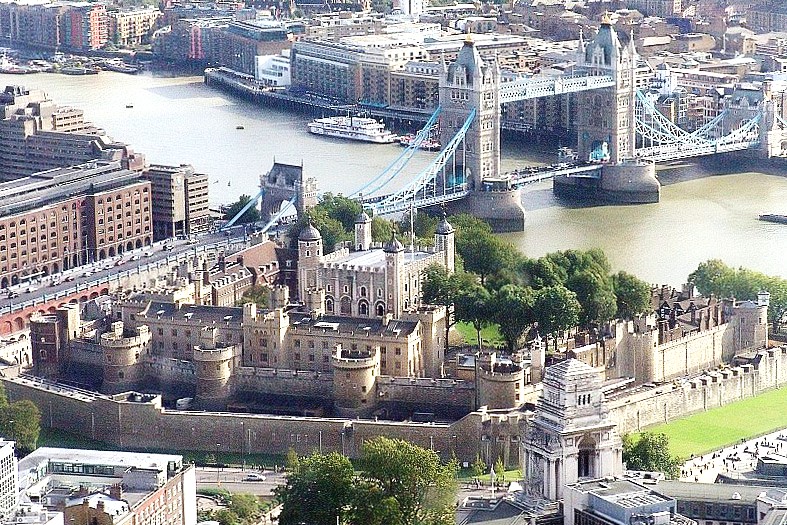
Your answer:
[608,346,787,434]
[5,347,785,465]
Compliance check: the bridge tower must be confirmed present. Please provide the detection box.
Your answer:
[439,34,500,189]
[575,16,637,164]
[438,35,525,232]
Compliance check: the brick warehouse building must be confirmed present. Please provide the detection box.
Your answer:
[0,160,152,289]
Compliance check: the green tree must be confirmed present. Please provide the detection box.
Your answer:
[213,509,239,525]
[494,457,505,484]
[238,285,270,308]
[223,195,260,225]
[317,193,363,232]
[276,452,356,525]
[533,285,581,352]
[449,213,492,239]
[471,454,486,478]
[371,216,394,243]
[348,480,403,525]
[358,437,457,525]
[612,271,652,319]
[516,257,565,289]
[689,259,787,333]
[457,232,516,285]
[454,283,492,351]
[6,400,40,454]
[490,284,534,352]
[228,494,261,520]
[622,432,681,479]
[566,270,617,328]
[284,447,299,470]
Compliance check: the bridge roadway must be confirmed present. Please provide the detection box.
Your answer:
[0,231,250,316]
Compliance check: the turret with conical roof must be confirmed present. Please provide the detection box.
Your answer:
[297,219,323,301]
[354,209,372,251]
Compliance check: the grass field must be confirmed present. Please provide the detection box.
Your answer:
[454,322,505,348]
[642,386,787,459]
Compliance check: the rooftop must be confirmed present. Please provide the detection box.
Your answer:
[290,312,418,337]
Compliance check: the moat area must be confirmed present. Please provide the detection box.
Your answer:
[4,71,786,283]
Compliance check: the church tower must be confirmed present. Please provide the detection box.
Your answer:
[354,210,372,251]
[575,16,638,164]
[439,34,501,189]
[297,220,323,302]
[521,359,622,501]
[434,213,455,272]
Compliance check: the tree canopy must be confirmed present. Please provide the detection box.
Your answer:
[689,259,787,331]
[276,437,457,525]
[0,382,41,454]
[622,432,681,479]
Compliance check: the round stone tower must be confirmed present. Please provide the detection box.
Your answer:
[331,344,380,418]
[193,328,236,409]
[100,321,151,394]
[477,352,525,409]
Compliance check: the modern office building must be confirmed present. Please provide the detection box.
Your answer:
[0,439,18,519]
[145,164,210,240]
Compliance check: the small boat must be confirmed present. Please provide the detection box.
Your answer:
[236,125,245,130]
[103,62,140,74]
[125,104,134,109]
[308,115,398,143]
[399,133,441,151]
[758,214,787,224]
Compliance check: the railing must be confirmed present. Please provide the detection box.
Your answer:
[499,74,615,103]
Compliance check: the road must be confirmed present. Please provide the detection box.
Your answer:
[195,466,287,497]
[0,230,251,315]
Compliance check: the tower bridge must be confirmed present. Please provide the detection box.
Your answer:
[249,18,787,233]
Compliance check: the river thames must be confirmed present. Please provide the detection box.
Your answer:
[2,71,786,284]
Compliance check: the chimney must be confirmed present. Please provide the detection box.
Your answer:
[109,484,123,501]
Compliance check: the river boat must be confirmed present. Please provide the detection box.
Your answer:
[758,214,787,224]
[398,133,441,151]
[103,61,140,74]
[0,55,35,74]
[60,66,99,75]
[307,116,398,143]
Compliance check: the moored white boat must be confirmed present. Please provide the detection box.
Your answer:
[307,116,397,143]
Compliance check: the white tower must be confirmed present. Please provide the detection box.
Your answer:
[297,220,323,302]
[354,210,372,251]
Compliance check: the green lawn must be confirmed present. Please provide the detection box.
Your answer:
[642,386,787,459]
[454,322,505,348]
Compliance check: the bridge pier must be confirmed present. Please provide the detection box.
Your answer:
[445,188,526,233]
[553,162,659,204]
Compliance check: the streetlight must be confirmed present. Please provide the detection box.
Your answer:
[215,443,221,485]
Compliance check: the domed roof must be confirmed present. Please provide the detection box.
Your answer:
[355,210,371,223]
[298,220,321,241]
[383,231,404,253]
[436,213,454,235]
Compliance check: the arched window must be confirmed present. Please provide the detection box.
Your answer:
[375,303,385,317]
[360,286,367,298]
[326,298,334,312]
[359,301,369,316]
